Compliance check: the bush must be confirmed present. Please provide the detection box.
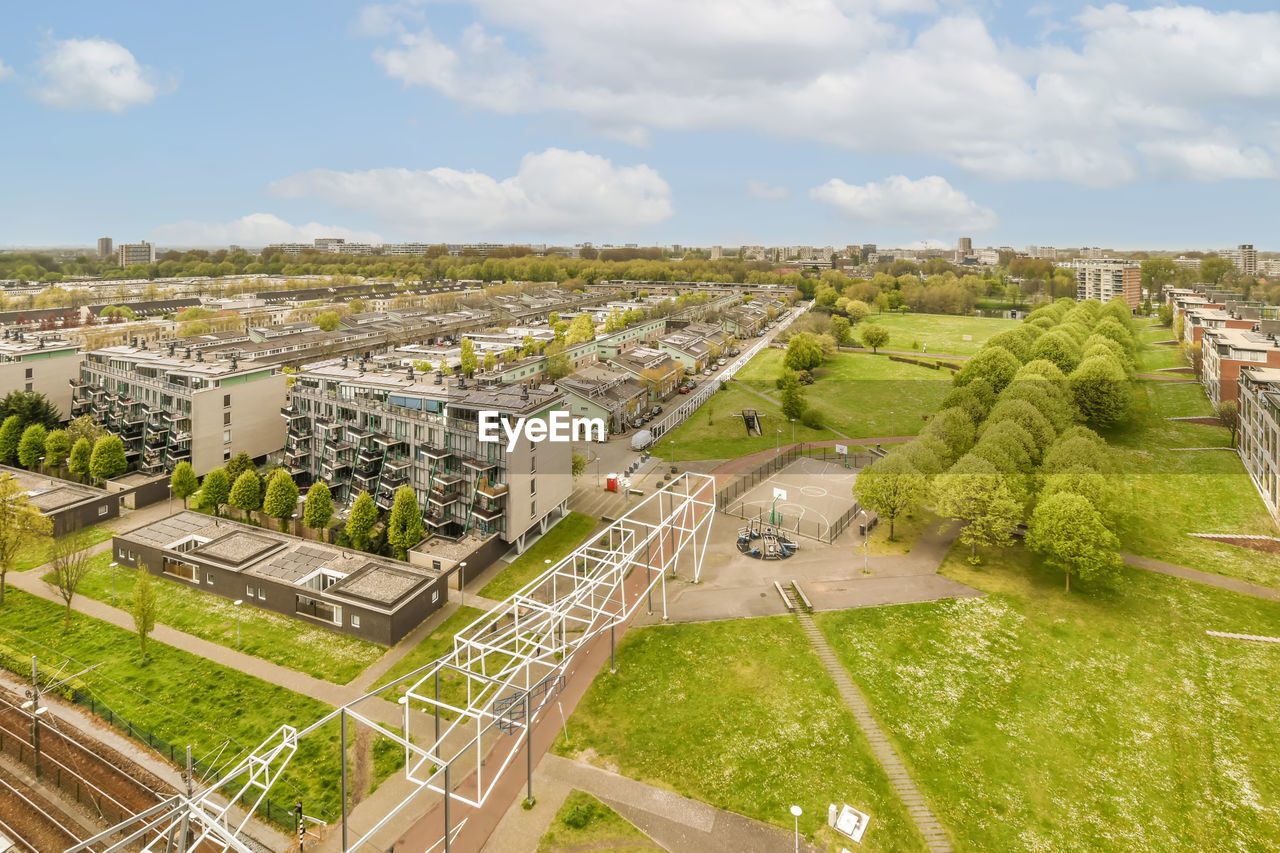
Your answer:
[796,369,814,385]
[563,801,600,829]
[800,408,823,429]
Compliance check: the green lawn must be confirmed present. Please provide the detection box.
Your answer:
[538,790,660,853]
[1105,380,1280,586]
[55,553,385,684]
[373,605,487,691]
[662,382,839,460]
[1135,324,1187,372]
[738,349,952,440]
[858,313,1020,356]
[553,618,927,851]
[0,588,343,823]
[15,525,114,571]
[480,512,601,600]
[815,544,1280,852]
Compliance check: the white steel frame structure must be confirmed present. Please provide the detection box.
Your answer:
[71,472,716,853]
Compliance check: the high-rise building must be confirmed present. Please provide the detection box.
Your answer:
[1071,259,1141,308]
[1221,244,1258,276]
[710,246,724,261]
[314,237,346,253]
[957,237,972,255]
[97,237,113,259]
[117,241,155,266]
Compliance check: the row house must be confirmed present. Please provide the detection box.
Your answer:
[1237,366,1280,520]
[555,365,648,433]
[608,346,683,402]
[1200,326,1280,404]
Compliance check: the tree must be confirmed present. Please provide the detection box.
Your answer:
[932,455,1023,563]
[65,415,106,448]
[783,333,825,370]
[955,346,1021,393]
[460,338,479,377]
[50,531,95,632]
[201,467,231,517]
[229,469,263,520]
[780,381,806,419]
[861,323,890,353]
[225,451,256,483]
[1200,257,1235,285]
[132,567,158,658]
[315,310,342,331]
[845,300,870,323]
[920,407,977,465]
[347,491,378,551]
[68,437,92,481]
[304,482,334,537]
[1215,400,1239,446]
[830,315,851,347]
[0,415,22,464]
[482,351,497,373]
[0,390,62,429]
[854,455,925,539]
[0,474,52,606]
[43,429,71,472]
[17,423,47,470]
[566,314,597,344]
[1158,302,1174,326]
[571,453,587,478]
[89,434,128,483]
[263,469,299,532]
[1027,492,1123,592]
[1070,355,1131,429]
[387,485,424,559]
[170,461,199,508]
[1141,258,1176,303]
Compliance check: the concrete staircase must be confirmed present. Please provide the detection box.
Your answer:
[796,613,953,852]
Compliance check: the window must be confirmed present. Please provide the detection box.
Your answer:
[98,505,109,516]
[257,588,265,600]
[246,584,254,598]
[224,429,232,444]
[24,383,31,392]
[224,450,232,461]
[24,368,32,379]
[224,393,231,407]
[432,560,441,570]
[224,411,232,425]
[530,454,536,474]
[431,589,439,603]
[530,478,536,495]
[206,572,213,584]
[351,614,361,628]
[530,499,536,518]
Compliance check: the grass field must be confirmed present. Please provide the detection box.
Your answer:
[815,544,1280,852]
[553,618,926,850]
[859,313,1020,356]
[1105,379,1280,586]
[374,605,487,691]
[56,552,385,684]
[0,587,343,822]
[480,512,601,600]
[1135,324,1188,372]
[738,349,952,439]
[538,791,660,853]
[658,382,839,460]
[15,526,114,571]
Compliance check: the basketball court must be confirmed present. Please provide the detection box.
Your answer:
[721,456,860,542]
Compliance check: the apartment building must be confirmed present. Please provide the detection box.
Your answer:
[284,359,571,552]
[71,342,287,475]
[0,332,80,418]
[117,241,156,266]
[97,237,113,260]
[608,346,683,402]
[112,511,447,644]
[1220,244,1258,277]
[556,365,647,433]
[1072,259,1141,308]
[1200,325,1280,404]
[1238,366,1280,519]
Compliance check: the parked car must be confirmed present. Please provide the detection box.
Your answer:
[652,405,663,416]
[717,358,727,366]
[678,384,691,394]
[703,367,713,375]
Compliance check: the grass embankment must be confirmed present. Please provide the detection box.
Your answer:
[816,544,1280,851]
[373,605,487,691]
[480,512,600,600]
[56,552,384,684]
[16,526,113,571]
[554,618,927,851]
[0,588,343,821]
[537,791,660,853]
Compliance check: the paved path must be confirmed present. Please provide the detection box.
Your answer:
[1122,553,1280,602]
[531,754,818,853]
[795,613,952,852]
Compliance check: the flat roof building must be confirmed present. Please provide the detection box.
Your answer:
[1,466,120,536]
[0,331,81,419]
[1071,259,1141,308]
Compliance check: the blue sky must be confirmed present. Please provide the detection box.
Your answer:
[2,0,1279,250]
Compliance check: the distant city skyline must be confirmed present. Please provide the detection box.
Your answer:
[2,2,1279,248]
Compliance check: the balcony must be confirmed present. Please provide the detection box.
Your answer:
[476,479,508,499]
[285,444,311,461]
[281,406,307,420]
[462,458,498,472]
[471,502,503,520]
[421,446,451,460]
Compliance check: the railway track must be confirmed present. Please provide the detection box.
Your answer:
[0,767,84,852]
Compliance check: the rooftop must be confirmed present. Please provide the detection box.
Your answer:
[1,467,109,514]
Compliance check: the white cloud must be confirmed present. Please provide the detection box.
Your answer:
[747,180,788,200]
[1138,138,1276,181]
[148,214,383,248]
[0,60,13,82]
[268,148,673,237]
[364,1,1280,185]
[810,175,997,232]
[34,37,168,112]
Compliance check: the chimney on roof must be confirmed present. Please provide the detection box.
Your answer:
[434,370,442,385]
[37,337,44,349]
[407,365,414,379]
[230,356,238,370]
[168,342,175,356]
[458,375,467,390]
[520,382,529,400]
[184,347,192,359]
[196,350,204,362]
[341,355,349,368]
[131,336,138,347]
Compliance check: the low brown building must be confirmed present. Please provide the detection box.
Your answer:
[2,466,120,536]
[112,511,448,645]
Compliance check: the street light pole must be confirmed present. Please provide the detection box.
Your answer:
[233,599,243,649]
[457,561,467,606]
[790,417,795,444]
[790,805,802,852]
[109,562,118,606]
[776,429,781,454]
[890,410,895,438]
[669,439,675,468]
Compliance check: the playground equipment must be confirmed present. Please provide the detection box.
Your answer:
[735,408,762,436]
[736,516,799,560]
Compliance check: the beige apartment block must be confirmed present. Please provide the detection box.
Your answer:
[0,332,81,418]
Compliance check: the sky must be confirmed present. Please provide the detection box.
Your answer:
[2,0,1280,251]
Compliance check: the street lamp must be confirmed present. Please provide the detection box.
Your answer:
[790,417,795,444]
[233,599,243,649]
[858,510,870,575]
[669,439,676,468]
[167,481,173,512]
[458,561,467,605]
[776,429,781,454]
[790,805,802,852]
[889,410,895,437]
[109,562,118,606]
